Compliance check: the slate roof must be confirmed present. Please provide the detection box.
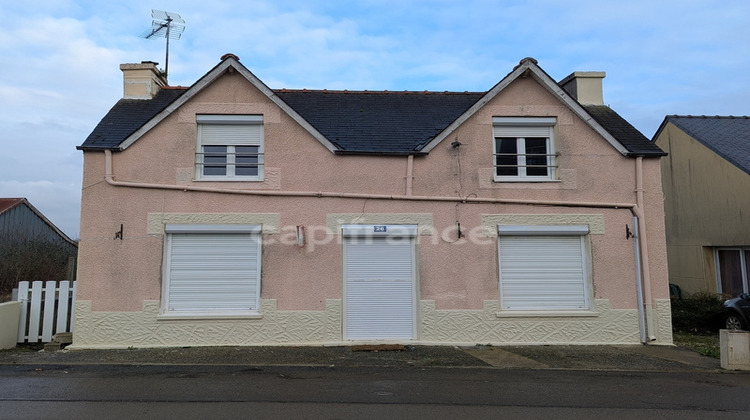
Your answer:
[583,105,666,157]
[661,115,750,175]
[274,90,483,154]
[78,88,186,150]
[78,59,662,158]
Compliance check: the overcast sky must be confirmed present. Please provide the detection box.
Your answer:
[2,0,749,240]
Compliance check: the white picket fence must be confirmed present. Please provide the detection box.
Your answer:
[13,281,76,343]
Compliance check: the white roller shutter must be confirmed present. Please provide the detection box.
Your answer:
[165,226,261,313]
[198,124,262,146]
[498,225,590,311]
[343,225,417,340]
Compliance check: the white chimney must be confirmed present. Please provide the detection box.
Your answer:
[120,61,167,99]
[559,71,606,105]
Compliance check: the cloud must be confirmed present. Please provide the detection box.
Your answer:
[2,0,750,238]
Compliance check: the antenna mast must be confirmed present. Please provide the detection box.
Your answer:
[140,9,185,82]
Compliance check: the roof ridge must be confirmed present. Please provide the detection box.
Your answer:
[668,115,750,119]
[273,88,485,95]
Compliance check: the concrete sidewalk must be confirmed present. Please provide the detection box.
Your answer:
[0,343,724,371]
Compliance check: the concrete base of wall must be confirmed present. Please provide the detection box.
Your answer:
[0,301,21,350]
[720,329,750,370]
[71,298,673,348]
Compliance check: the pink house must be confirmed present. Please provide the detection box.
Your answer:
[75,54,671,348]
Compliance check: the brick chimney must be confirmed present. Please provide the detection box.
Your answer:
[559,71,606,105]
[120,61,167,99]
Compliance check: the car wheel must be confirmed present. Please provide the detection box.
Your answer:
[725,313,745,330]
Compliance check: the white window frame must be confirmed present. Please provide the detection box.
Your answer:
[497,225,593,313]
[493,117,557,182]
[160,224,262,319]
[195,114,264,181]
[715,247,750,295]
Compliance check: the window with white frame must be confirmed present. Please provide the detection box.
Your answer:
[493,117,556,181]
[196,115,264,181]
[497,225,591,311]
[162,224,262,316]
[716,247,750,296]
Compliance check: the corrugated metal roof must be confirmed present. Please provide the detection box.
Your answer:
[0,198,23,214]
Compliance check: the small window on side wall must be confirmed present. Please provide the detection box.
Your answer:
[196,115,264,181]
[493,117,556,181]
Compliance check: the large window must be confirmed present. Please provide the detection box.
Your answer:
[196,115,264,181]
[498,225,591,311]
[717,248,750,296]
[493,117,556,181]
[161,224,261,317]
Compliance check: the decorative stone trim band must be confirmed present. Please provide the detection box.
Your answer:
[327,213,434,235]
[481,214,605,236]
[147,213,281,235]
[71,298,672,348]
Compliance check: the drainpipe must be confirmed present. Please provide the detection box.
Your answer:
[405,155,414,196]
[632,215,647,343]
[103,150,638,209]
[635,156,657,342]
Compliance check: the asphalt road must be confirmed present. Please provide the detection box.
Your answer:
[1,364,749,419]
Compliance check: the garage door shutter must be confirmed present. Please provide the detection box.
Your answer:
[343,225,416,340]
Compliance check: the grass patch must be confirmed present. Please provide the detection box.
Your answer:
[673,331,720,358]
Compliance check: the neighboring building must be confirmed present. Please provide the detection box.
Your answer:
[653,116,750,296]
[0,198,78,289]
[0,198,77,251]
[74,55,670,348]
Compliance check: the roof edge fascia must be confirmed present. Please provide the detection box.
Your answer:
[422,59,630,156]
[117,57,338,153]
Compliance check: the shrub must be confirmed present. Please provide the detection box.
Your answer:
[670,291,725,334]
[0,235,77,296]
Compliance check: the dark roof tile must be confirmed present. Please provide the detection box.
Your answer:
[274,90,483,153]
[583,105,666,157]
[79,73,659,157]
[78,89,186,150]
[665,115,750,174]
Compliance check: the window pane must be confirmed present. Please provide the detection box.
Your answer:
[203,146,227,176]
[718,250,743,296]
[525,137,549,176]
[235,145,259,176]
[495,138,518,176]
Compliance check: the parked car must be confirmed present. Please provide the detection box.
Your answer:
[723,293,750,330]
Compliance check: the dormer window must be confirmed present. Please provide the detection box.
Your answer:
[196,115,264,181]
[493,117,556,182]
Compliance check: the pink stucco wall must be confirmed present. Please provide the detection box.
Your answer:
[76,69,669,316]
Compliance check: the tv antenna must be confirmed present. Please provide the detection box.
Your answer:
[140,9,185,82]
